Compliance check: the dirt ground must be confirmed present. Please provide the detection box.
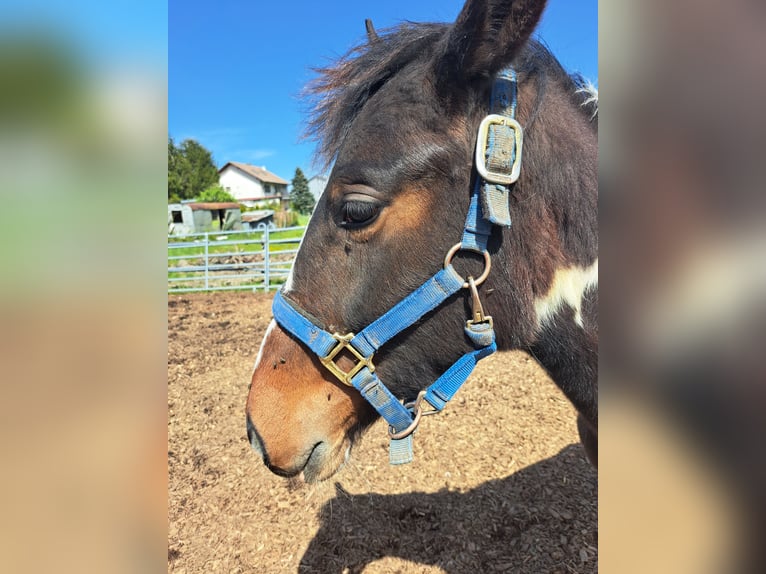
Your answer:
[168,291,597,573]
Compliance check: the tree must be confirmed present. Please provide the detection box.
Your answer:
[197,184,236,203]
[167,137,219,202]
[182,139,219,196]
[168,137,188,203]
[290,167,314,215]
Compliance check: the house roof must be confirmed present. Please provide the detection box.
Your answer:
[220,161,289,185]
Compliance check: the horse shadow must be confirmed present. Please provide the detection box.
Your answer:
[299,445,597,573]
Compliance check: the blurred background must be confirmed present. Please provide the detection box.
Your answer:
[600,0,766,572]
[1,0,764,572]
[0,1,166,573]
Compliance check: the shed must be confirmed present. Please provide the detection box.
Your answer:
[168,202,242,234]
[241,210,275,230]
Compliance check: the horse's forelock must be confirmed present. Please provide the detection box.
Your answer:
[303,23,448,170]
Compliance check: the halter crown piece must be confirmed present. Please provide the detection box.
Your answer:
[271,69,523,464]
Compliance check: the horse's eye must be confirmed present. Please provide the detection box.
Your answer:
[341,200,381,228]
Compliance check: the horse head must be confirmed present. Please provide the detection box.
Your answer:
[246,0,598,481]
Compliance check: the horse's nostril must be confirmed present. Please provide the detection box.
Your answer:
[246,414,265,460]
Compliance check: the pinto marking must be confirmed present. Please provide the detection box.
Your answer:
[535,259,598,328]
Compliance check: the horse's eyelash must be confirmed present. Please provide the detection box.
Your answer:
[340,201,381,228]
[344,202,378,219]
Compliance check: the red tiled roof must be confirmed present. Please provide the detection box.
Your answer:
[188,202,241,211]
[220,162,289,185]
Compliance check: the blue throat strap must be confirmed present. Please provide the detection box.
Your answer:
[271,68,521,465]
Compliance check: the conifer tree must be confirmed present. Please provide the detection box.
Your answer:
[290,168,314,215]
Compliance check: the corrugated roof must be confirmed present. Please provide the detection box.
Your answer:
[220,162,289,185]
[241,210,274,222]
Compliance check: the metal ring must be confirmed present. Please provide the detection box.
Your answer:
[443,243,491,288]
[388,407,423,440]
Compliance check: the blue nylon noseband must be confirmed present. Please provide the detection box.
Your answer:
[272,69,522,464]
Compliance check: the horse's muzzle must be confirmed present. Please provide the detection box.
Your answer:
[246,414,265,460]
[246,412,335,480]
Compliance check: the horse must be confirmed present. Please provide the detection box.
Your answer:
[245,0,597,483]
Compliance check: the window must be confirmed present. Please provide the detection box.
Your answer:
[172,210,183,223]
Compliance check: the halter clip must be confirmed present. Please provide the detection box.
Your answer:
[466,275,493,329]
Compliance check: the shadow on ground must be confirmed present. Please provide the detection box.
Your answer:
[299,444,597,573]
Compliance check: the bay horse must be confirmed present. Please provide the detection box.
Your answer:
[246,0,597,482]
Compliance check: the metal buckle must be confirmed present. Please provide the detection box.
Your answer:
[475,113,523,185]
[319,333,374,387]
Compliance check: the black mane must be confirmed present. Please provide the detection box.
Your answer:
[304,23,446,169]
[304,23,596,169]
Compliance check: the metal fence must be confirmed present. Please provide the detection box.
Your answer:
[168,226,306,293]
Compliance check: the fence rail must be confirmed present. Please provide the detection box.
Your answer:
[167,226,306,293]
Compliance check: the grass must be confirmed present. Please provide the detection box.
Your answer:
[167,225,306,290]
[168,226,305,259]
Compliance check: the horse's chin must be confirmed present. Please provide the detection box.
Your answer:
[300,440,352,483]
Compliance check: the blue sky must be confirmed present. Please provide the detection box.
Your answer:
[2,0,167,71]
[169,0,597,182]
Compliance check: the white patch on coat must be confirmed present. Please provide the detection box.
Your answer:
[535,259,598,328]
[252,319,277,373]
[634,232,766,366]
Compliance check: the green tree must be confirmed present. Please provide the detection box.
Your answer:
[167,137,188,202]
[167,137,219,202]
[197,184,236,203]
[290,167,314,215]
[182,139,219,196]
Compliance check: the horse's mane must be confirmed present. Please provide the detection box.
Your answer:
[304,22,446,170]
[304,22,597,170]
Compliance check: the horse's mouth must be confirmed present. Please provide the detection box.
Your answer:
[301,440,352,483]
[264,439,352,483]
[299,416,370,482]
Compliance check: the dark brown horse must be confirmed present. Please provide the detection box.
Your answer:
[246,0,597,482]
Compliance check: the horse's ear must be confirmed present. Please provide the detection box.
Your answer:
[365,19,379,43]
[438,0,547,82]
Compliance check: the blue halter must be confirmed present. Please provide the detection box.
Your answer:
[271,69,523,464]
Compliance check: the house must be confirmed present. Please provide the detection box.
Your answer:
[218,162,289,206]
[308,174,329,201]
[168,202,242,234]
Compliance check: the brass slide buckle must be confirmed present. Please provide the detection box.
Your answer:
[320,333,374,387]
